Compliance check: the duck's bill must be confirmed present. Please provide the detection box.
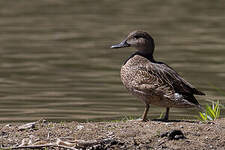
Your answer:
[110,41,130,49]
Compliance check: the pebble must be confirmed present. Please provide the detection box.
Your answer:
[76,125,84,130]
[160,130,186,140]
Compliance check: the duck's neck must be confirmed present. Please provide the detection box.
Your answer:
[123,50,155,65]
[135,50,155,62]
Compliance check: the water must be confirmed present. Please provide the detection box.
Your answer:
[0,0,224,122]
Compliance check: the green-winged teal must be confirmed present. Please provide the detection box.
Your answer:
[111,31,205,121]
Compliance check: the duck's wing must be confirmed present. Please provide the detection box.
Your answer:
[148,62,205,95]
[134,61,205,105]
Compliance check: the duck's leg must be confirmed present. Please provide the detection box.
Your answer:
[163,107,170,121]
[142,104,150,121]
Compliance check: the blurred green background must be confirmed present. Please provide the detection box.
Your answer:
[0,0,224,122]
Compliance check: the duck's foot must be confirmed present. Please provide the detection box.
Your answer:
[152,118,169,122]
[140,118,149,122]
[153,107,169,122]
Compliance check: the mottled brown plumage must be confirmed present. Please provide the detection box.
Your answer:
[111,31,205,121]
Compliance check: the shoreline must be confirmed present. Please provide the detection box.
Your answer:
[1,118,225,149]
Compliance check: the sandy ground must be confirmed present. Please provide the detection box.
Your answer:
[1,118,225,150]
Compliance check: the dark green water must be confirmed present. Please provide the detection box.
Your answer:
[0,0,224,122]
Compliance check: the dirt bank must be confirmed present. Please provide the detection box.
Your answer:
[1,118,225,150]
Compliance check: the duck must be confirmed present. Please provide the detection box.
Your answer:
[111,30,205,121]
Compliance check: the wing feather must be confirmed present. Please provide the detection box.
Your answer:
[147,63,204,94]
[135,61,204,105]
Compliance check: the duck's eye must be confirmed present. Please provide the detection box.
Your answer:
[134,35,141,39]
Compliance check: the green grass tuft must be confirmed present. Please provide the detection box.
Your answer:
[159,112,164,119]
[197,100,221,122]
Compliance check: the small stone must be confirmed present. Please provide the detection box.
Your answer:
[76,125,84,130]
[168,130,185,140]
[107,131,114,137]
[0,131,7,136]
[4,124,11,128]
[160,132,169,138]
[160,130,185,140]
[42,119,47,124]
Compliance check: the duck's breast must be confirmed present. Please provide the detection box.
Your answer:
[120,55,150,91]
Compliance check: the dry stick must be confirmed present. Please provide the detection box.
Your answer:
[1,138,116,150]
[1,144,79,150]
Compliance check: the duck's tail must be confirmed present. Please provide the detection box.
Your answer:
[193,88,205,96]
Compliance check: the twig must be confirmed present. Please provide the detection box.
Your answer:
[1,144,78,150]
[1,138,117,150]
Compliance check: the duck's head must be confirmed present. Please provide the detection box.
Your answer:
[111,30,155,54]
